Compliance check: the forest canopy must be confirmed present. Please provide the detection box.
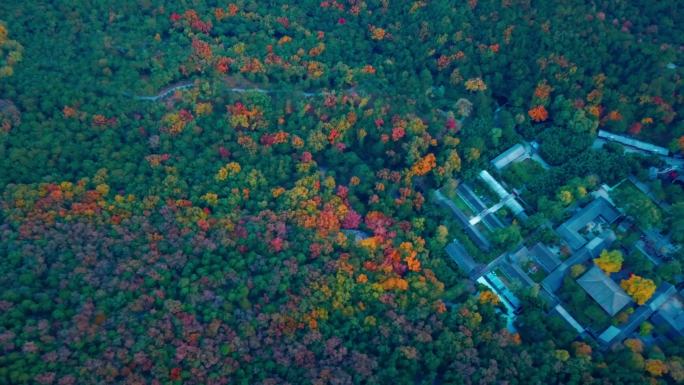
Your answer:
[0,1,683,385]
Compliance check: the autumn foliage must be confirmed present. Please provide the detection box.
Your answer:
[593,249,623,275]
[0,21,22,78]
[528,105,548,122]
[1,2,683,385]
[645,359,668,377]
[410,153,436,176]
[464,77,487,92]
[620,275,656,305]
[479,290,500,305]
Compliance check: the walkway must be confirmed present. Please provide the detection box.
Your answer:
[433,189,492,251]
[478,170,527,220]
[469,195,513,226]
[456,183,505,230]
[132,81,194,101]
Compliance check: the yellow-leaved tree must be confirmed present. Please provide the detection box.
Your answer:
[0,21,23,78]
[644,359,668,377]
[620,275,656,305]
[593,249,623,275]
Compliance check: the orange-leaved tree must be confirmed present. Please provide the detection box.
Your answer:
[410,153,436,176]
[528,105,548,122]
[479,290,500,305]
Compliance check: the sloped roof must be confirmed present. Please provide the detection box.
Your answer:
[577,266,632,316]
[529,243,561,273]
[653,293,684,335]
[540,230,616,294]
[556,197,621,250]
[491,143,527,170]
[598,130,669,156]
[445,240,478,275]
[498,261,535,289]
[556,225,586,251]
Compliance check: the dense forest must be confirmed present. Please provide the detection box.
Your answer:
[1,1,683,384]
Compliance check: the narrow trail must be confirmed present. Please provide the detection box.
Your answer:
[132,81,194,101]
[130,79,354,101]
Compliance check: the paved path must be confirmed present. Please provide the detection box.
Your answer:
[433,189,492,251]
[457,183,505,230]
[469,196,511,226]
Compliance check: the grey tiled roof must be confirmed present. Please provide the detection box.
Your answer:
[556,198,621,250]
[540,230,616,294]
[556,224,586,251]
[445,240,479,275]
[498,261,535,289]
[577,266,632,316]
[529,243,561,273]
[598,130,670,156]
[491,143,527,170]
[652,293,684,337]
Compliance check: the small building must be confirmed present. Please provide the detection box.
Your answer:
[445,239,480,276]
[478,170,527,220]
[598,283,677,347]
[577,266,632,317]
[541,230,616,294]
[643,229,679,258]
[584,230,617,256]
[529,243,562,273]
[598,130,670,156]
[556,197,621,251]
[651,290,684,340]
[491,143,528,170]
